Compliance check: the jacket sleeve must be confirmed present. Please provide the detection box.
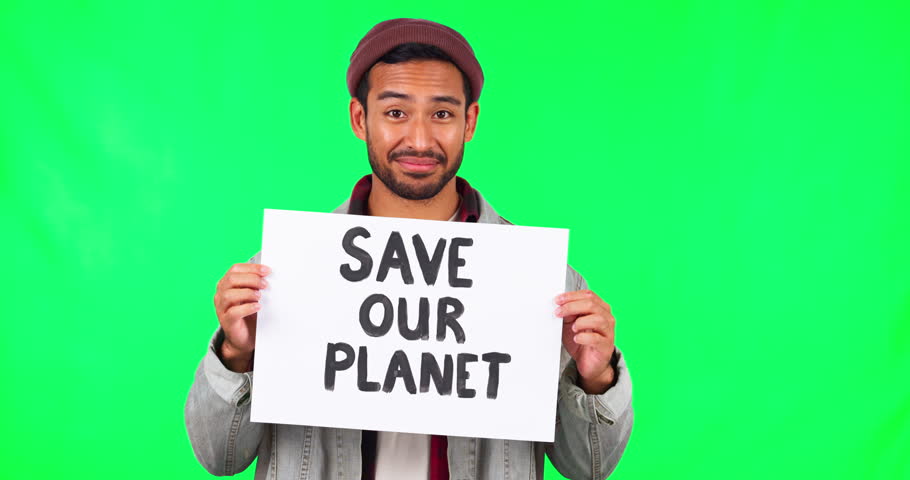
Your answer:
[546,272,634,480]
[185,328,265,475]
[184,252,265,475]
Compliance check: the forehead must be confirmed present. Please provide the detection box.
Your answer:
[368,60,464,99]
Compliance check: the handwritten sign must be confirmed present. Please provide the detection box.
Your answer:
[251,209,569,441]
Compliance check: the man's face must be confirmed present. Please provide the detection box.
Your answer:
[350,59,478,201]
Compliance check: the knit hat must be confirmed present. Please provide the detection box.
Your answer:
[347,18,484,103]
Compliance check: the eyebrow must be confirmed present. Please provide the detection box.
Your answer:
[377,91,411,101]
[432,95,462,106]
[376,90,462,106]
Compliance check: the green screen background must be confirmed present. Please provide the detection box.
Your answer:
[2,1,907,478]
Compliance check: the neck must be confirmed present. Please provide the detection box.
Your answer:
[367,174,460,220]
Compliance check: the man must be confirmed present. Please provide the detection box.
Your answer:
[185,18,633,480]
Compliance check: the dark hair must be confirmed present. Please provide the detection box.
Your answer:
[355,42,474,113]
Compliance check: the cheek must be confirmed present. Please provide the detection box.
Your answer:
[438,125,461,141]
[436,124,465,150]
[366,121,400,151]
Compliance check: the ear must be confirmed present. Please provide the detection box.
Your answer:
[350,97,367,141]
[463,101,480,142]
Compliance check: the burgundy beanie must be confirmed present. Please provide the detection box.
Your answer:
[347,18,484,103]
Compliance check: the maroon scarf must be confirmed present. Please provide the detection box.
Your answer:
[347,174,480,223]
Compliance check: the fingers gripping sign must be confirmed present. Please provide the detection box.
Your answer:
[554,289,616,394]
[213,262,273,372]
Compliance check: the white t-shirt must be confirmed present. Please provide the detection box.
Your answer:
[374,432,431,480]
[374,202,460,480]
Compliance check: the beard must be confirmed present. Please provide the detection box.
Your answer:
[367,131,464,201]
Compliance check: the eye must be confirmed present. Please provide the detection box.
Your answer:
[434,111,453,119]
[386,109,405,119]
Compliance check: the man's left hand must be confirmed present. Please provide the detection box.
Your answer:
[555,289,616,395]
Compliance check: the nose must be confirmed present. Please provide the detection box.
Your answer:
[403,116,434,153]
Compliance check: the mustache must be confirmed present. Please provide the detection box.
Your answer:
[389,148,446,164]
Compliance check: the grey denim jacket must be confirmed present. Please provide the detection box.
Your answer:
[185,191,634,479]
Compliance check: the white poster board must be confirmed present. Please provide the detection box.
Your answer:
[251,209,569,442]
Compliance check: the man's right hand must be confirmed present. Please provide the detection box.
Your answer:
[213,263,271,372]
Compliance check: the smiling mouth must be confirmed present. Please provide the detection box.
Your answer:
[395,157,439,174]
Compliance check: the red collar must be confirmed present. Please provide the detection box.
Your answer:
[347,174,480,223]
